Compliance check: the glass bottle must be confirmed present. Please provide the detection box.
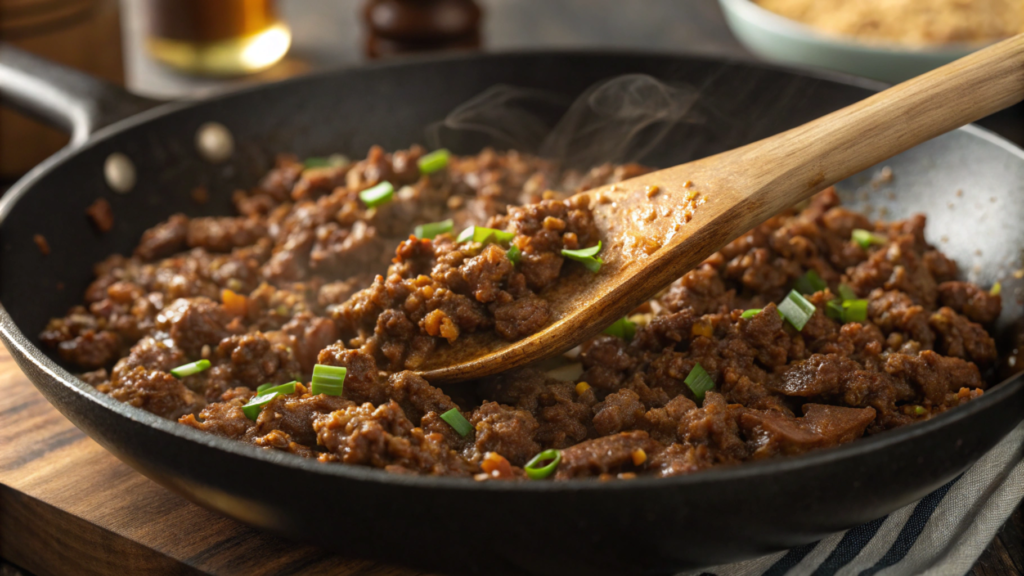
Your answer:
[144,0,291,76]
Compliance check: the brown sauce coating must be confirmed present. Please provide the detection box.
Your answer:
[42,147,1000,480]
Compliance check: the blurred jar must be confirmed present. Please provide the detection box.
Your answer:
[143,0,290,76]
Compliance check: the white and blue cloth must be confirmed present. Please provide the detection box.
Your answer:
[682,422,1024,576]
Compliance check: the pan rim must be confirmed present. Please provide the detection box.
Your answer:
[1,49,1022,493]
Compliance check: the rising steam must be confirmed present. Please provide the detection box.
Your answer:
[426,74,700,169]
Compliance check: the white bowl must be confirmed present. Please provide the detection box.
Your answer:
[718,0,993,84]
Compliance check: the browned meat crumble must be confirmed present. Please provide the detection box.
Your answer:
[43,147,1000,481]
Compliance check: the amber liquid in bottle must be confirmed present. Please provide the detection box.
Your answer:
[144,0,290,76]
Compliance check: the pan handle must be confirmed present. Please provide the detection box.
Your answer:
[0,44,161,146]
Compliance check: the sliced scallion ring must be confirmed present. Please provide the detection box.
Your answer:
[991,282,1002,296]
[440,408,473,437]
[603,317,637,341]
[418,149,451,174]
[242,392,279,421]
[561,241,603,273]
[778,289,816,331]
[524,449,562,480]
[851,228,887,249]
[793,270,827,295]
[740,309,762,319]
[838,283,859,301]
[684,363,715,401]
[826,300,844,321]
[311,364,347,396]
[456,226,516,245]
[170,359,211,378]
[359,182,394,208]
[506,244,521,265]
[258,381,297,397]
[414,219,454,240]
[841,299,868,323]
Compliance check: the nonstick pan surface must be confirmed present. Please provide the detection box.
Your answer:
[0,47,1022,575]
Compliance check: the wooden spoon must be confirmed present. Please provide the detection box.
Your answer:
[418,34,1024,383]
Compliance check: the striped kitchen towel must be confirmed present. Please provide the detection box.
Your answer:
[681,421,1024,576]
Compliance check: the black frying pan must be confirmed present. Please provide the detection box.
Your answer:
[1,46,1022,576]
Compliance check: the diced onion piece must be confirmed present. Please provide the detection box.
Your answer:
[684,363,715,401]
[480,452,513,477]
[440,408,473,437]
[778,290,815,331]
[170,359,211,378]
[524,449,561,480]
[221,288,248,316]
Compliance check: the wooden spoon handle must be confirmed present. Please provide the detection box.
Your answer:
[730,33,1024,208]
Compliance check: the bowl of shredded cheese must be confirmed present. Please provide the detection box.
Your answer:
[719,0,1023,83]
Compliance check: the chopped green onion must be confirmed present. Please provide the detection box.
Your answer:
[258,381,297,397]
[170,359,211,378]
[440,408,473,437]
[684,363,715,401]
[456,226,516,245]
[242,392,279,420]
[506,244,521,265]
[524,449,562,480]
[359,182,394,208]
[793,270,827,295]
[414,219,454,240]
[603,317,637,341]
[740,309,762,319]
[311,364,347,396]
[418,149,451,174]
[303,154,348,169]
[838,283,859,301]
[778,289,816,331]
[561,241,604,273]
[912,405,927,416]
[826,300,844,321]
[852,228,887,249]
[841,299,868,323]
[990,282,1002,296]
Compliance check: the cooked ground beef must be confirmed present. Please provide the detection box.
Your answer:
[42,147,1001,481]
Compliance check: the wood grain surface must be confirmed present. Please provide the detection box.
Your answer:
[0,343,435,576]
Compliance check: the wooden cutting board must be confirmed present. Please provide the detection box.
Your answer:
[0,343,436,576]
